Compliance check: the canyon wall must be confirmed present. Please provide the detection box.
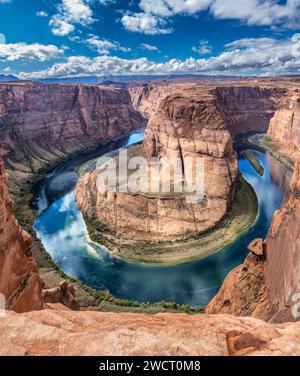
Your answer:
[0,159,43,312]
[130,83,283,135]
[0,82,144,194]
[215,86,284,135]
[207,162,300,323]
[76,91,238,240]
[264,160,300,322]
[266,89,300,162]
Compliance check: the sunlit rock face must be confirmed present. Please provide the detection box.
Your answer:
[76,91,238,240]
[0,159,43,312]
[130,83,284,135]
[1,310,300,355]
[266,90,300,162]
[0,82,145,194]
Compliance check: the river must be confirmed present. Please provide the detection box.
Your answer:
[33,132,291,307]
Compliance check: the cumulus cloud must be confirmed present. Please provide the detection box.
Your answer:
[50,18,75,36]
[140,43,159,51]
[0,43,64,61]
[121,12,172,34]
[86,35,131,54]
[122,0,300,34]
[17,35,300,79]
[192,40,212,55]
[50,0,94,36]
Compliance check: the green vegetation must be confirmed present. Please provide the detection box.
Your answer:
[243,150,264,176]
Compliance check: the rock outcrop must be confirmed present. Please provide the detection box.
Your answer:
[207,162,300,323]
[42,280,77,310]
[0,159,43,312]
[266,89,300,162]
[206,242,271,320]
[130,83,283,134]
[264,160,300,322]
[0,82,144,194]
[1,310,300,355]
[76,91,238,240]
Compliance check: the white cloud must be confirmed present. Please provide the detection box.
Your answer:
[50,0,94,36]
[140,43,159,51]
[36,11,49,17]
[121,12,172,35]
[50,17,75,36]
[192,40,212,55]
[122,0,300,34]
[17,35,300,79]
[0,33,6,44]
[0,43,64,61]
[86,35,131,54]
[0,0,11,3]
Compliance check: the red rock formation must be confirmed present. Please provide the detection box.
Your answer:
[42,280,77,310]
[0,159,43,312]
[266,90,300,162]
[0,82,145,193]
[264,160,300,322]
[215,86,284,135]
[1,310,300,355]
[207,162,300,323]
[206,244,272,320]
[76,92,238,240]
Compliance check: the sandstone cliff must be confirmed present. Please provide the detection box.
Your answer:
[76,92,238,240]
[1,310,300,355]
[215,86,284,135]
[0,159,43,312]
[130,83,283,135]
[207,162,300,323]
[264,160,300,322]
[266,89,300,162]
[0,82,144,194]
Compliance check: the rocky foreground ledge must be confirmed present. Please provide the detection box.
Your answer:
[1,310,300,356]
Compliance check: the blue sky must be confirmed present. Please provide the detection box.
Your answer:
[0,0,300,78]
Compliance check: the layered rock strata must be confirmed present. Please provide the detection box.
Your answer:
[1,310,300,355]
[76,92,238,240]
[0,82,144,194]
[266,89,300,162]
[0,159,43,312]
[130,83,283,135]
[207,162,300,323]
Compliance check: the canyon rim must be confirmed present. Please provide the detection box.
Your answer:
[1,0,300,363]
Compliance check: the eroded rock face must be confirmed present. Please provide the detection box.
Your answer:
[206,250,272,320]
[1,310,300,355]
[76,92,238,240]
[42,280,77,310]
[264,160,300,322]
[266,90,300,162]
[0,159,43,312]
[215,86,284,135]
[207,162,300,323]
[0,82,144,194]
